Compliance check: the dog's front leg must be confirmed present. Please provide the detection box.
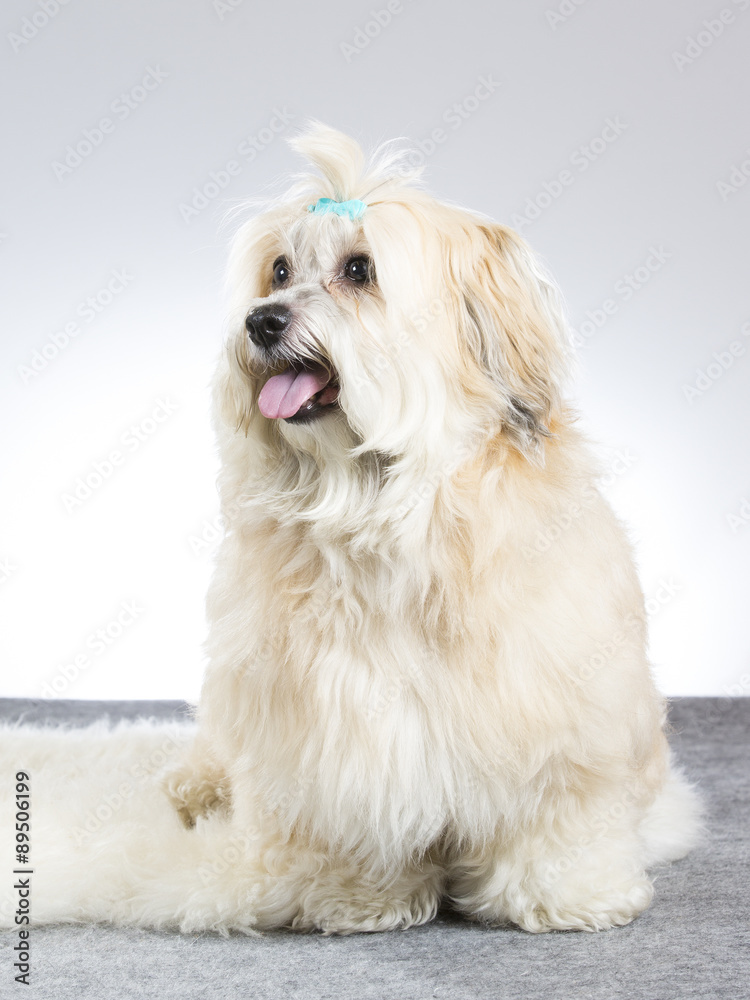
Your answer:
[447,778,656,932]
[162,733,230,828]
[244,838,445,934]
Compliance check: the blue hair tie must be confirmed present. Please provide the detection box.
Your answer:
[308,197,367,220]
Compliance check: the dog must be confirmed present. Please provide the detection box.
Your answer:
[163,122,701,935]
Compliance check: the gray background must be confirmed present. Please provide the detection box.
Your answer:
[1,0,748,699]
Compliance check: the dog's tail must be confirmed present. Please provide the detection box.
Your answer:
[639,761,704,869]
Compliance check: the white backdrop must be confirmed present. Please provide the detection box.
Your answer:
[1,0,748,700]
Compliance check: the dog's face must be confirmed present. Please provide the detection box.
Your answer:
[229,207,388,449]
[220,125,569,465]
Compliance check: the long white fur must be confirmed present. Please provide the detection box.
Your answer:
[0,124,701,935]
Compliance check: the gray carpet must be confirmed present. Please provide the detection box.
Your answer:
[0,697,746,1000]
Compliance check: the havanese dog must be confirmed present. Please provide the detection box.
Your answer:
[0,123,700,938]
[163,123,700,934]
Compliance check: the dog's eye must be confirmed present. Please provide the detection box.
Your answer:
[344,256,371,283]
[272,258,290,287]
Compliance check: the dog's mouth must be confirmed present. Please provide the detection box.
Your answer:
[257,362,339,423]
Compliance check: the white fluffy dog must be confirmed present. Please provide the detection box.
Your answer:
[0,124,699,937]
[163,123,700,934]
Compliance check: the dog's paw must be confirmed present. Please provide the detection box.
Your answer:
[163,764,229,828]
[459,873,654,933]
[291,874,442,935]
[507,876,655,933]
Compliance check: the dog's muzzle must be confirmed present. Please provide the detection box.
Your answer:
[245,305,339,423]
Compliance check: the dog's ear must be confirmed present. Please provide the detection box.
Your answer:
[458,223,569,452]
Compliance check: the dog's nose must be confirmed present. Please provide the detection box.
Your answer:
[245,304,292,351]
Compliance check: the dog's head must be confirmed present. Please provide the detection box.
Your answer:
[219,124,569,467]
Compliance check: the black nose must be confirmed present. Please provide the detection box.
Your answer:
[245,304,291,351]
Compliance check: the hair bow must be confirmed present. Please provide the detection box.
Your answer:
[308,197,367,220]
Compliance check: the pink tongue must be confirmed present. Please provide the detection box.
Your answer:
[257,365,331,420]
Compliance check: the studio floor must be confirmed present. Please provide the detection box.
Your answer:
[0,697,746,1000]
